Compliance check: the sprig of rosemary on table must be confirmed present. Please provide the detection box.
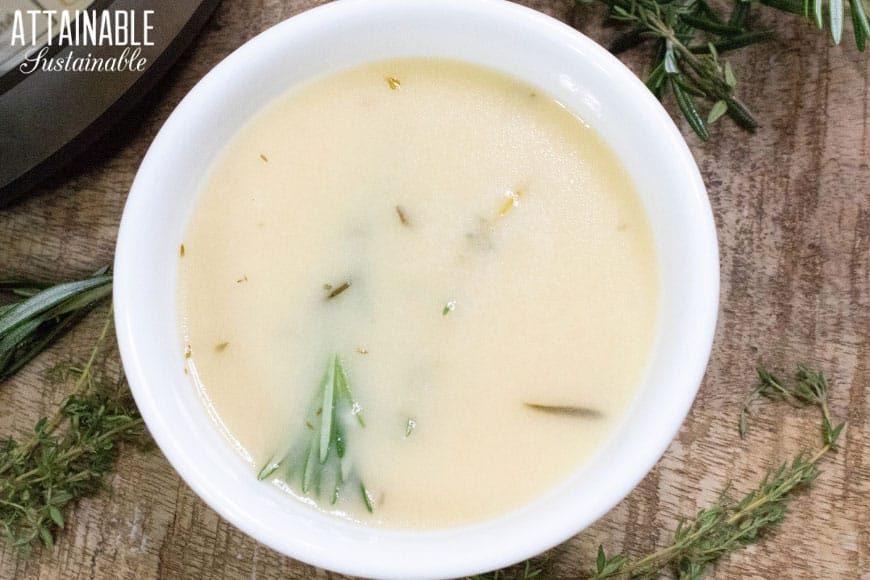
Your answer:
[578,0,870,140]
[472,364,845,580]
[0,268,113,382]
[258,354,373,512]
[0,307,144,550]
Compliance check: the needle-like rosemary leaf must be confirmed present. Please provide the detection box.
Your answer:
[0,268,112,383]
[523,403,603,418]
[577,0,869,139]
[260,354,371,512]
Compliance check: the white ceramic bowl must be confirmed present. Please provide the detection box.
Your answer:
[115,1,718,578]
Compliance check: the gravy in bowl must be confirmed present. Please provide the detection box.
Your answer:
[177,58,659,528]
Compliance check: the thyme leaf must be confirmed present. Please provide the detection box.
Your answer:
[473,364,845,580]
[591,364,844,579]
[0,307,144,550]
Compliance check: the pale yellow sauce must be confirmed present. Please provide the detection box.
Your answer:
[178,59,659,528]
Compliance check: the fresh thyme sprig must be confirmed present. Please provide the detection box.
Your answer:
[578,0,870,140]
[0,307,144,550]
[591,364,845,579]
[258,354,373,512]
[469,560,546,580]
[471,364,845,580]
[0,268,113,382]
[739,364,844,444]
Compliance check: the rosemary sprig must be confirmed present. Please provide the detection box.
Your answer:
[0,268,113,382]
[0,307,144,550]
[578,0,870,139]
[259,354,372,512]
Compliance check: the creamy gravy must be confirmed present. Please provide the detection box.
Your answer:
[178,59,659,528]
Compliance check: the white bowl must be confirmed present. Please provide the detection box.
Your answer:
[114,1,718,578]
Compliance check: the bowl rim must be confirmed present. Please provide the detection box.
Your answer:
[114,0,719,578]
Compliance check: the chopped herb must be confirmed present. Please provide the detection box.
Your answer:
[405,418,416,438]
[184,344,192,359]
[396,205,411,226]
[257,461,280,480]
[361,483,374,513]
[236,275,248,283]
[386,76,401,90]
[326,281,351,300]
[442,300,456,316]
[259,153,269,162]
[215,342,229,352]
[523,402,603,418]
[498,189,523,217]
[179,244,185,257]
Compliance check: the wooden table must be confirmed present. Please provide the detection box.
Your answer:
[1,1,868,578]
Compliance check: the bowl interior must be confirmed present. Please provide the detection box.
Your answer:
[115,1,718,578]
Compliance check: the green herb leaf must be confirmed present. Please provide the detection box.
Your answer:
[523,403,603,418]
[829,0,845,43]
[320,362,335,464]
[578,0,869,141]
[260,354,371,512]
[591,365,844,578]
[360,482,374,513]
[47,506,64,528]
[670,76,710,140]
[707,100,729,124]
[0,307,143,550]
[0,269,112,383]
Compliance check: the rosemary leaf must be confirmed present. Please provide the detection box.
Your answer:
[320,361,335,463]
[670,75,710,140]
[707,99,729,123]
[851,0,870,50]
[830,0,845,43]
[0,269,112,383]
[523,403,603,418]
[578,0,869,139]
[758,0,806,15]
[260,354,370,511]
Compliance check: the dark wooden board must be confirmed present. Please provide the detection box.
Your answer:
[0,1,867,578]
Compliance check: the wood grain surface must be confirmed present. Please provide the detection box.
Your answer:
[1,1,868,578]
